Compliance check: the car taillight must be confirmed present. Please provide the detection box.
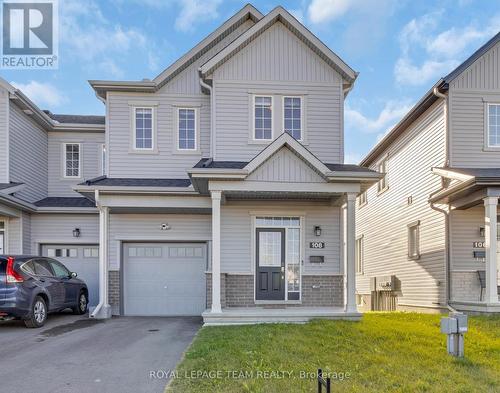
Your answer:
[6,257,23,283]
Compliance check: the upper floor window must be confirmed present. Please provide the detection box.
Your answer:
[355,235,364,274]
[101,144,106,175]
[359,191,367,207]
[408,221,420,260]
[283,97,302,140]
[134,107,153,150]
[487,104,500,147]
[64,143,80,178]
[377,157,388,193]
[178,108,196,150]
[254,96,273,140]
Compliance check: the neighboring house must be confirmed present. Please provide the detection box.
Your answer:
[356,32,500,314]
[0,5,381,324]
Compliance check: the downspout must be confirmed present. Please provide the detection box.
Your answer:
[430,86,456,312]
[199,71,214,159]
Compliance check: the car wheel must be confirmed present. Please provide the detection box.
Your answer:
[73,291,88,315]
[24,296,47,328]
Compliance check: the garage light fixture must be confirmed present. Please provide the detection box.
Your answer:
[72,228,81,238]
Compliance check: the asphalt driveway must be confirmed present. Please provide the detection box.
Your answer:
[0,312,201,393]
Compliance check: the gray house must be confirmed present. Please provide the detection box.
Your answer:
[0,5,380,324]
[356,32,500,314]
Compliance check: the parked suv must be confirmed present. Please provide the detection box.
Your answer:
[0,256,89,328]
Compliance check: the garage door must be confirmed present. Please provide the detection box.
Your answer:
[124,243,206,316]
[41,244,99,307]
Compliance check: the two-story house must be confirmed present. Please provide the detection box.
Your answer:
[1,5,380,324]
[355,32,500,314]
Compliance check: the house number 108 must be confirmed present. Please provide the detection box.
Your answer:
[310,242,325,249]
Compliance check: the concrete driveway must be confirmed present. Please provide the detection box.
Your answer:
[0,312,201,393]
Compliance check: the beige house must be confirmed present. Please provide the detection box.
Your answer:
[356,32,500,313]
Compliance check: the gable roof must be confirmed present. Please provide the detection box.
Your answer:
[361,31,500,167]
[90,4,263,98]
[199,6,357,83]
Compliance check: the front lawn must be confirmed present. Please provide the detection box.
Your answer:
[167,313,500,392]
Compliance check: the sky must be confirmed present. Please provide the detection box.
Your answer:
[1,0,499,163]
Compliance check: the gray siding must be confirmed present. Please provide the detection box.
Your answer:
[9,103,48,202]
[0,88,9,183]
[220,200,341,275]
[107,19,255,178]
[30,213,99,254]
[108,214,211,270]
[212,22,343,163]
[21,212,31,254]
[48,132,104,197]
[356,100,447,308]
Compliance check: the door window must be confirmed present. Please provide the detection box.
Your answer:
[34,259,54,276]
[21,260,36,275]
[49,260,71,278]
[258,231,282,267]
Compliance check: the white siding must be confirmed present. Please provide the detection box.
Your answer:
[356,100,447,308]
[247,147,325,182]
[21,212,31,254]
[108,214,211,270]
[48,132,105,197]
[30,213,99,254]
[9,103,48,202]
[220,200,341,275]
[0,88,9,183]
[6,216,21,254]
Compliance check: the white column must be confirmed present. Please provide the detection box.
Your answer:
[345,192,357,313]
[211,190,222,313]
[484,197,499,304]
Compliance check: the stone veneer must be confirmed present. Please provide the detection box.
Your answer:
[206,273,344,308]
[108,270,120,314]
[451,271,482,302]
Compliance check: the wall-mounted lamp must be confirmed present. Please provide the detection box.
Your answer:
[72,228,81,238]
[314,226,322,237]
[479,227,485,237]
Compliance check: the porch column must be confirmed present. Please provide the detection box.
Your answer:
[91,204,111,319]
[211,190,222,313]
[484,197,499,303]
[345,192,357,313]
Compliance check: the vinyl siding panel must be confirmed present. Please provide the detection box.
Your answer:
[108,214,211,270]
[22,212,31,254]
[48,132,104,197]
[30,213,99,254]
[356,100,447,308]
[7,216,21,254]
[0,88,9,183]
[9,103,48,202]
[247,147,325,182]
[220,200,341,275]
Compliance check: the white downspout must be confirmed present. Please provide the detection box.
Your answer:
[199,71,214,159]
[90,189,111,319]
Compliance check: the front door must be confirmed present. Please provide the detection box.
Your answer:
[256,228,285,300]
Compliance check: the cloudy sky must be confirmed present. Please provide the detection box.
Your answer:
[2,0,499,163]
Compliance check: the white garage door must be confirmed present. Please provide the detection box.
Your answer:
[124,243,207,316]
[41,244,99,306]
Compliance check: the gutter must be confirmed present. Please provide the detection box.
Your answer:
[199,72,215,159]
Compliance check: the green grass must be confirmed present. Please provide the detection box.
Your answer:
[167,313,500,393]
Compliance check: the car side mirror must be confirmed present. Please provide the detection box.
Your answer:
[70,272,77,278]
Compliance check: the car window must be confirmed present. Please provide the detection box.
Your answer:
[21,260,36,275]
[49,259,70,278]
[34,259,54,277]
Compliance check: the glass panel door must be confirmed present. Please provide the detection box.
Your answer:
[286,228,300,300]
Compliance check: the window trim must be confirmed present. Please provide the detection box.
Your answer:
[0,219,5,254]
[484,102,500,150]
[282,96,303,142]
[100,144,106,176]
[355,235,364,274]
[62,143,82,179]
[174,107,200,154]
[407,220,421,260]
[377,156,389,194]
[131,106,157,153]
[359,190,368,208]
[252,95,274,142]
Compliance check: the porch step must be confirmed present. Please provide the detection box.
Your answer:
[202,307,362,326]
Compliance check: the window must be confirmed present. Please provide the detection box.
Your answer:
[377,157,388,193]
[34,259,54,276]
[254,96,273,140]
[283,97,302,140]
[101,144,106,175]
[64,143,80,178]
[47,248,77,258]
[49,260,71,278]
[255,217,300,227]
[178,108,196,150]
[134,107,153,149]
[359,191,367,207]
[84,248,99,258]
[487,104,500,147]
[355,236,364,274]
[408,221,420,259]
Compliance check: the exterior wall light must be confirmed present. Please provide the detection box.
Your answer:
[72,228,81,238]
[314,226,322,237]
[479,227,485,237]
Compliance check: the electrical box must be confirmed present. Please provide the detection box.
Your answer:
[440,317,458,334]
[450,312,468,333]
[309,255,324,263]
